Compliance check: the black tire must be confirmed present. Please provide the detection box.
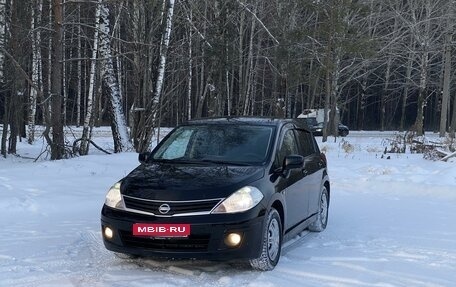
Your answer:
[249,208,282,271]
[340,130,348,137]
[308,186,329,232]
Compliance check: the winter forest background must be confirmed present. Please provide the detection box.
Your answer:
[0,0,455,159]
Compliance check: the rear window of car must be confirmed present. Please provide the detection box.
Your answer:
[295,129,316,157]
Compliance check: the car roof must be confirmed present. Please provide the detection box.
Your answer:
[183,117,311,131]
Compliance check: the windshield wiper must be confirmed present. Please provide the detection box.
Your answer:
[153,158,251,166]
[152,158,201,164]
[199,159,250,166]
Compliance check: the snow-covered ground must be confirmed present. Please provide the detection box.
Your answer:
[1,129,455,287]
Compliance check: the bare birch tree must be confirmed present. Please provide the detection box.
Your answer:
[136,0,175,152]
[97,0,131,152]
[28,0,43,144]
[413,1,432,136]
[79,2,101,155]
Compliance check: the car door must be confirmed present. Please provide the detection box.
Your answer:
[295,129,323,216]
[273,127,311,230]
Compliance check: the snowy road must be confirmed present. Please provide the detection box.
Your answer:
[1,134,456,286]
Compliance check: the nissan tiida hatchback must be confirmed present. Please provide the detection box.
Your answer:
[101,117,330,271]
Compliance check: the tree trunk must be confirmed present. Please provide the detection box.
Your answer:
[61,0,67,125]
[129,0,146,149]
[197,2,207,116]
[415,51,428,136]
[328,47,341,138]
[98,0,131,152]
[237,9,245,115]
[76,4,82,127]
[0,0,6,82]
[137,0,175,152]
[186,8,192,120]
[46,0,52,126]
[196,81,210,118]
[439,32,452,136]
[80,2,101,155]
[0,0,5,157]
[322,67,331,142]
[8,91,19,154]
[358,71,368,130]
[28,0,43,144]
[381,56,392,131]
[50,0,65,160]
[226,44,231,116]
[242,5,257,116]
[1,95,8,157]
[450,92,456,138]
[413,1,431,136]
[400,49,413,132]
[260,60,266,116]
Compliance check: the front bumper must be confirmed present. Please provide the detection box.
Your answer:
[101,204,266,260]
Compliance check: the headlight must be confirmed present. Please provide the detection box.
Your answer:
[212,186,263,214]
[105,182,124,209]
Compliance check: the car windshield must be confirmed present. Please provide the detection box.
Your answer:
[152,124,274,165]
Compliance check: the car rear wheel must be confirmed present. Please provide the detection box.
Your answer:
[308,186,329,232]
[249,208,282,271]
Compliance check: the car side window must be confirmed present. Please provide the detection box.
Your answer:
[295,129,316,157]
[273,129,299,169]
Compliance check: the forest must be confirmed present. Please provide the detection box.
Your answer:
[0,0,455,159]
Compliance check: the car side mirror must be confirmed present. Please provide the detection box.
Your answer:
[282,155,304,171]
[138,152,152,164]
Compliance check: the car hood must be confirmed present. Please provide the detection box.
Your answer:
[120,163,265,201]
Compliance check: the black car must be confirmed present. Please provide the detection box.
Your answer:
[298,117,318,128]
[311,122,349,137]
[101,117,330,271]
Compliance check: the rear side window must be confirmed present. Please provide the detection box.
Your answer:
[295,129,316,157]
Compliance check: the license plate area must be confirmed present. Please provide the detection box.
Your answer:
[132,223,190,238]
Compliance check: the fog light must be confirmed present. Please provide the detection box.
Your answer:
[104,227,114,239]
[225,232,242,247]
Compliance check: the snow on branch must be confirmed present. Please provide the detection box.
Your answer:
[441,151,456,162]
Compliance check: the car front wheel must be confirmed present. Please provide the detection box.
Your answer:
[249,208,282,271]
[308,186,329,232]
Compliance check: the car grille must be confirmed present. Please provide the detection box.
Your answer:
[122,196,222,216]
[119,231,210,251]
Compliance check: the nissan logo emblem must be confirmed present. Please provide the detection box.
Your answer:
[158,204,171,214]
